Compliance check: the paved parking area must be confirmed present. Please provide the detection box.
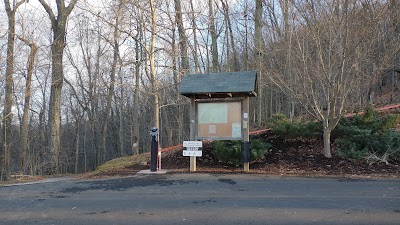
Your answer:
[1,174,399,224]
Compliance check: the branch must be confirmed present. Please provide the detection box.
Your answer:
[15,0,27,9]
[65,0,78,16]
[17,35,32,45]
[4,0,26,14]
[37,0,56,26]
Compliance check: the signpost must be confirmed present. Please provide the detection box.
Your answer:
[183,141,203,165]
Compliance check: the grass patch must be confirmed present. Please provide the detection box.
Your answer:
[0,175,46,186]
[92,153,150,175]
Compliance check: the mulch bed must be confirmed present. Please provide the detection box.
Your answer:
[90,130,399,179]
[159,130,399,178]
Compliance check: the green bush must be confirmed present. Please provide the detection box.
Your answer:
[267,113,289,127]
[270,114,321,139]
[337,107,399,135]
[250,139,272,161]
[333,124,372,138]
[335,107,400,162]
[337,130,400,161]
[212,140,241,165]
[212,140,272,165]
[336,140,369,160]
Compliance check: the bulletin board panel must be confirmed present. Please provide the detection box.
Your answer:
[197,101,242,140]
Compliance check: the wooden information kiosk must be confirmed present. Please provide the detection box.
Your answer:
[179,71,257,172]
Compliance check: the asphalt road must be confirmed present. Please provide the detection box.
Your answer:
[0,174,399,225]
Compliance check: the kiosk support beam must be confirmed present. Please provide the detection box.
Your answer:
[243,96,250,172]
[190,96,196,172]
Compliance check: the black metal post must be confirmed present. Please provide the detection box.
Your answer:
[241,141,251,163]
[150,127,158,172]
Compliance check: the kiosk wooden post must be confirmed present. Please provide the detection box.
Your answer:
[190,96,196,172]
[243,96,250,172]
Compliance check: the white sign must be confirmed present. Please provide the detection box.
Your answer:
[183,141,202,157]
[208,125,216,134]
[183,141,203,148]
[198,103,228,124]
[232,123,242,138]
[183,150,202,157]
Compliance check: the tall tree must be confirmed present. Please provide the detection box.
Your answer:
[174,0,189,74]
[269,0,395,157]
[133,21,142,155]
[2,0,26,180]
[189,0,200,73]
[18,36,38,174]
[38,0,78,173]
[149,0,159,132]
[173,0,189,144]
[101,2,121,163]
[221,0,240,71]
[280,0,294,120]
[209,0,219,72]
[254,0,263,127]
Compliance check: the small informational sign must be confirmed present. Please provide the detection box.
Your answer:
[208,125,217,134]
[183,150,202,157]
[183,141,202,148]
[183,141,202,157]
[232,123,242,138]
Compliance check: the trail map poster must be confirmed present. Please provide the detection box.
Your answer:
[197,102,242,139]
[198,103,228,124]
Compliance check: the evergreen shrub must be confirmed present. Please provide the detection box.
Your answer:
[212,139,272,165]
[335,107,400,162]
[270,114,321,139]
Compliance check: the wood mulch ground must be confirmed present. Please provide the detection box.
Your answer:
[98,130,399,179]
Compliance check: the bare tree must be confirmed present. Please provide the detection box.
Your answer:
[220,0,240,71]
[2,0,27,180]
[174,0,189,75]
[254,0,263,127]
[189,0,200,73]
[270,0,396,158]
[209,0,219,72]
[101,2,122,163]
[149,0,159,131]
[38,0,78,173]
[133,25,142,155]
[18,35,38,174]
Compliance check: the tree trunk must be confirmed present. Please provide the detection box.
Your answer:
[117,66,125,157]
[174,0,190,144]
[322,124,332,158]
[3,0,16,180]
[83,120,87,172]
[209,0,219,72]
[74,119,80,174]
[189,0,200,73]
[18,37,38,174]
[174,0,189,74]
[92,22,101,167]
[149,0,159,132]
[102,15,120,163]
[38,0,78,174]
[48,43,64,173]
[254,0,263,127]
[244,2,249,70]
[221,0,239,71]
[133,32,141,155]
